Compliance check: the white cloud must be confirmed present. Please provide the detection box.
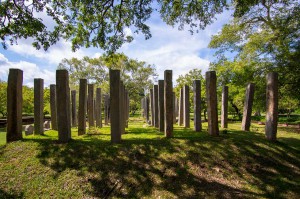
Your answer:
[0,53,55,87]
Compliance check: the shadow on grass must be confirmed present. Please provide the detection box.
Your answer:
[20,124,300,198]
[0,189,24,198]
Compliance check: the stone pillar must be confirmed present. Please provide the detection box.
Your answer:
[173,92,176,124]
[88,84,95,128]
[6,69,23,142]
[178,88,184,126]
[104,94,109,125]
[125,90,129,128]
[175,97,179,122]
[193,80,202,132]
[34,78,44,135]
[183,85,190,128]
[120,81,125,134]
[56,70,71,142]
[141,98,145,118]
[71,90,77,127]
[206,71,219,136]
[78,79,87,135]
[153,85,159,128]
[50,84,58,130]
[241,83,255,131]
[266,72,278,141]
[150,88,154,126]
[95,88,102,128]
[110,70,121,143]
[158,80,164,132]
[221,86,228,128]
[164,70,173,137]
[145,96,150,123]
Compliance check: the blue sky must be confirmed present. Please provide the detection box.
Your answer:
[0,9,232,87]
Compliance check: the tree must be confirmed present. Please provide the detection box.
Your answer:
[1,0,270,53]
[58,53,157,115]
[209,0,300,114]
[0,81,7,117]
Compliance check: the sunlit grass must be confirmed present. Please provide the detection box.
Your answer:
[0,117,299,198]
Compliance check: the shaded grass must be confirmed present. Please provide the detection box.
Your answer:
[0,118,300,198]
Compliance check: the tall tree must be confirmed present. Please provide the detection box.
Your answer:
[209,0,300,112]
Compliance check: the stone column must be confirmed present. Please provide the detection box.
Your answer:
[50,84,58,130]
[153,85,159,128]
[34,78,44,135]
[241,83,255,131]
[141,98,145,118]
[206,71,219,136]
[150,88,154,126]
[104,94,109,125]
[120,81,125,134]
[125,90,129,128]
[6,69,23,142]
[183,85,190,128]
[146,96,150,123]
[173,92,176,124]
[175,97,179,122]
[110,70,121,143]
[158,80,164,132]
[71,90,77,127]
[221,86,228,128]
[193,80,202,132]
[95,88,102,128]
[78,79,87,135]
[164,70,173,137]
[178,88,184,126]
[88,84,95,128]
[266,72,278,141]
[56,70,71,142]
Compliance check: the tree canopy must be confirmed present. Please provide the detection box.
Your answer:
[209,0,300,112]
[1,0,272,53]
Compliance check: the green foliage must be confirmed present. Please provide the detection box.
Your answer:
[22,86,34,115]
[1,0,272,52]
[58,53,157,115]
[209,0,300,114]
[0,82,7,117]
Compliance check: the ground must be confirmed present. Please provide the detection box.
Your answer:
[0,118,299,198]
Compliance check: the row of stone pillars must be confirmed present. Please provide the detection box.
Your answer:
[140,70,279,141]
[6,69,118,143]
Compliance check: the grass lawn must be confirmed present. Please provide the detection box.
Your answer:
[0,118,299,198]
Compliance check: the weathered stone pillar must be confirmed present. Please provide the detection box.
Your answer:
[145,96,150,123]
[6,69,23,142]
[34,78,44,135]
[78,79,87,135]
[125,90,129,128]
[88,84,95,128]
[150,88,154,126]
[141,98,145,118]
[104,94,109,125]
[178,88,184,126]
[241,83,255,131]
[164,70,173,137]
[158,80,164,132]
[50,84,58,130]
[175,97,179,122]
[153,85,159,128]
[71,90,77,127]
[110,69,121,143]
[56,70,71,142]
[221,86,228,128]
[183,85,190,128]
[120,81,125,134]
[173,92,176,124]
[266,72,278,141]
[95,88,102,128]
[206,71,219,136]
[193,80,202,132]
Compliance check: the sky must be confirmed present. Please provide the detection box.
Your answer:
[0,9,233,87]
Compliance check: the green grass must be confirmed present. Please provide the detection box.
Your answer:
[0,118,300,198]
